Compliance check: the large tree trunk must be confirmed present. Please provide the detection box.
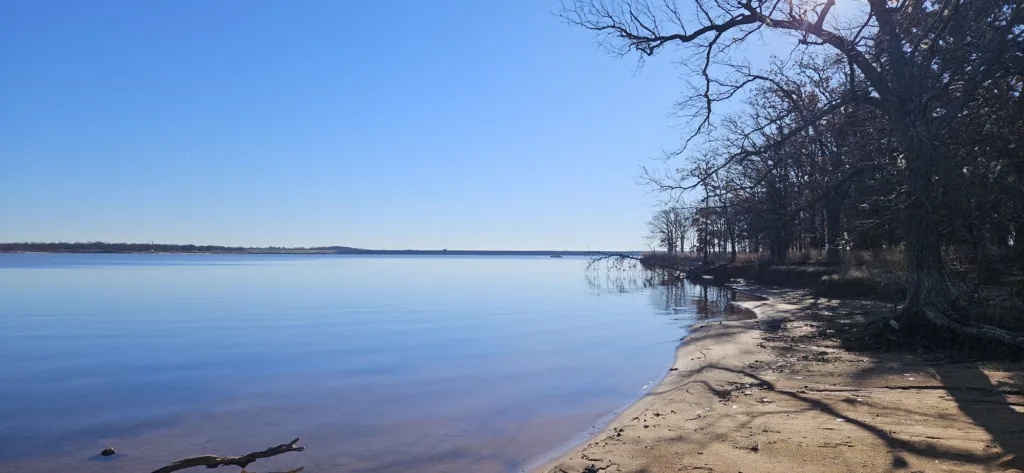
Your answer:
[780,218,792,264]
[884,97,1024,348]
[825,150,845,265]
[769,225,788,265]
[897,119,953,316]
[825,194,842,264]
[702,224,710,264]
[871,12,955,317]
[729,223,737,263]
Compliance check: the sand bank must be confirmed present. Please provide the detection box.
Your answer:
[537,286,1023,473]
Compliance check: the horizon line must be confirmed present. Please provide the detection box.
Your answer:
[0,241,643,253]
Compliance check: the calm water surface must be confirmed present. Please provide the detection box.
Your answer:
[0,254,733,472]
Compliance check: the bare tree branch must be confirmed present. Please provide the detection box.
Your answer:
[150,439,305,473]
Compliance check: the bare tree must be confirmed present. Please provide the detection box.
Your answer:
[648,206,689,253]
[562,0,1024,346]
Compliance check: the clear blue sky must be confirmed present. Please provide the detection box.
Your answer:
[1,0,764,250]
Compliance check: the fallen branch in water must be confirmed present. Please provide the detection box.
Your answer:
[150,438,305,473]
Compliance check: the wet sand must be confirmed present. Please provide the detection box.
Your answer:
[538,286,1024,473]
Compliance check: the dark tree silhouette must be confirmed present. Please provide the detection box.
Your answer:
[563,0,1024,346]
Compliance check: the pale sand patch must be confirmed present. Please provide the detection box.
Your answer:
[536,286,1024,473]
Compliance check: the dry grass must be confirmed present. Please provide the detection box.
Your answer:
[643,246,1023,336]
[637,247,1023,356]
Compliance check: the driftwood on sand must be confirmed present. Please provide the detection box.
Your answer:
[150,438,305,473]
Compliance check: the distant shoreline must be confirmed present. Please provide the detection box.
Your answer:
[0,244,639,257]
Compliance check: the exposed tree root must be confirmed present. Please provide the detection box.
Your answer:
[789,385,1022,395]
[843,304,1024,354]
[881,385,1022,395]
[150,438,305,473]
[917,306,1024,349]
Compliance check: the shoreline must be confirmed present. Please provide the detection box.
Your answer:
[522,366,677,473]
[531,287,768,473]
[535,285,1024,473]
[523,286,763,473]
[0,251,615,257]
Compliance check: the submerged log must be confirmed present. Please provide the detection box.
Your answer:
[150,438,305,473]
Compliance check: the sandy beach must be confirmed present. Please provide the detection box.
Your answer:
[537,286,1024,473]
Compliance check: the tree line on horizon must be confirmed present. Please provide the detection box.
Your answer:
[563,0,1023,347]
[0,242,616,255]
[0,242,358,253]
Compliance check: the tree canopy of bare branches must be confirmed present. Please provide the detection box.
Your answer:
[563,0,1024,346]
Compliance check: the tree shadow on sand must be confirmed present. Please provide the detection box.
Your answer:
[759,290,1024,469]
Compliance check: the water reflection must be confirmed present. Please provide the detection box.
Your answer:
[584,266,739,320]
[0,254,713,473]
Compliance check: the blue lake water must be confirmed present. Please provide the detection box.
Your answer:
[0,254,733,472]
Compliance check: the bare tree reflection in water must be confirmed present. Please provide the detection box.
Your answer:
[584,260,735,320]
